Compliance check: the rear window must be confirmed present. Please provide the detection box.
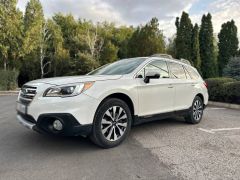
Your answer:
[185,66,200,80]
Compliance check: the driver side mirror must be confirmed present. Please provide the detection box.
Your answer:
[144,72,160,83]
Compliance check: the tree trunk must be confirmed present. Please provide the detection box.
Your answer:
[3,58,7,71]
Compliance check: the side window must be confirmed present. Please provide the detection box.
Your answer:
[185,66,200,80]
[144,60,170,78]
[183,66,192,79]
[169,62,186,79]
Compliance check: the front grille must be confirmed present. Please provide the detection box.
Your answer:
[19,85,37,105]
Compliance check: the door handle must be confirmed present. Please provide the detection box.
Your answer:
[168,84,173,88]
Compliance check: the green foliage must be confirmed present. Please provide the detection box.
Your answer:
[0,0,23,70]
[206,78,240,104]
[76,53,99,75]
[100,41,118,65]
[205,77,236,102]
[0,69,19,90]
[128,18,165,57]
[45,19,70,77]
[1,0,239,89]
[166,36,176,58]
[191,24,201,71]
[223,57,240,80]
[223,82,240,104]
[19,0,44,83]
[23,0,44,54]
[218,20,239,76]
[112,26,134,59]
[175,12,193,62]
[199,13,218,78]
[53,14,80,58]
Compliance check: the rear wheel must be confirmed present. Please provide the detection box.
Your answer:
[90,98,132,148]
[185,96,204,124]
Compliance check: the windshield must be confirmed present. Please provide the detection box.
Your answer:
[88,58,147,75]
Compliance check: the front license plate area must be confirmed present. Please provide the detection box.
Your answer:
[16,103,27,114]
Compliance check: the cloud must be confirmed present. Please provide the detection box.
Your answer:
[17,0,195,36]
[17,0,240,38]
[189,0,240,39]
[209,0,240,37]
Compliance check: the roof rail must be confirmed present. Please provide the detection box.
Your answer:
[179,58,191,65]
[151,54,173,59]
[150,54,192,66]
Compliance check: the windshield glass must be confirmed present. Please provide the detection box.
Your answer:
[88,58,146,75]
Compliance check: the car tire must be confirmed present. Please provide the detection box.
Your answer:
[90,98,132,148]
[185,96,204,124]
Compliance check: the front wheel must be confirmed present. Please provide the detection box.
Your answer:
[90,98,132,148]
[185,96,204,124]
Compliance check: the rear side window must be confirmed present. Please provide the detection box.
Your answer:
[168,62,186,79]
[185,66,200,80]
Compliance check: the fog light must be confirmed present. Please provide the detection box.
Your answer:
[53,120,63,131]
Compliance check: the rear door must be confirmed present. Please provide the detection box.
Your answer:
[168,62,193,111]
[136,60,175,116]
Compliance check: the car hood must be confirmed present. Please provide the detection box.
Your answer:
[27,75,122,86]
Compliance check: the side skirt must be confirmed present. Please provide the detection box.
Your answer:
[133,108,191,125]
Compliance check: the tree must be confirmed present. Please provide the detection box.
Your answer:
[53,14,79,59]
[46,20,70,77]
[100,41,118,65]
[76,52,99,74]
[175,12,193,62]
[223,57,240,80]
[191,24,201,71]
[85,26,104,61]
[23,0,44,54]
[0,0,23,70]
[128,17,165,57]
[21,0,44,81]
[218,20,239,76]
[199,13,218,78]
[166,36,176,58]
[112,26,134,59]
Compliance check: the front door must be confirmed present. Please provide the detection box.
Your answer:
[136,60,175,116]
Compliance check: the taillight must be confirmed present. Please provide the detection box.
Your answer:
[203,81,208,88]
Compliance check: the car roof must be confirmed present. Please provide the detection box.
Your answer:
[143,55,194,69]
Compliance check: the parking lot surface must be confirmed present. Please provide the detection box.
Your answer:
[0,96,240,180]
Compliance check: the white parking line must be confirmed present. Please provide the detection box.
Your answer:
[198,128,215,134]
[208,107,226,110]
[198,127,240,134]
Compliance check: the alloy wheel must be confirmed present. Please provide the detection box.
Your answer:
[193,99,203,121]
[101,106,128,141]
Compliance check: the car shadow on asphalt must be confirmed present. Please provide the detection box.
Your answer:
[12,116,186,153]
[132,116,187,129]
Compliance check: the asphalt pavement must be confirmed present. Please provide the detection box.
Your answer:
[0,96,240,180]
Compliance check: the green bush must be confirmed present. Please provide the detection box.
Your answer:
[223,82,240,104]
[205,77,236,102]
[205,77,240,104]
[0,70,19,90]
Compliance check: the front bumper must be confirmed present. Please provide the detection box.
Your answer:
[17,112,92,136]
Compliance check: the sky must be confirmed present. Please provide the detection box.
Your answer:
[17,0,240,38]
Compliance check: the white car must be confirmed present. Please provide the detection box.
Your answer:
[16,54,208,148]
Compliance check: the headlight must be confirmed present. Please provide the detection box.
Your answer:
[43,82,94,97]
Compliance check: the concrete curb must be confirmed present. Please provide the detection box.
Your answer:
[0,91,19,96]
[208,101,240,110]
